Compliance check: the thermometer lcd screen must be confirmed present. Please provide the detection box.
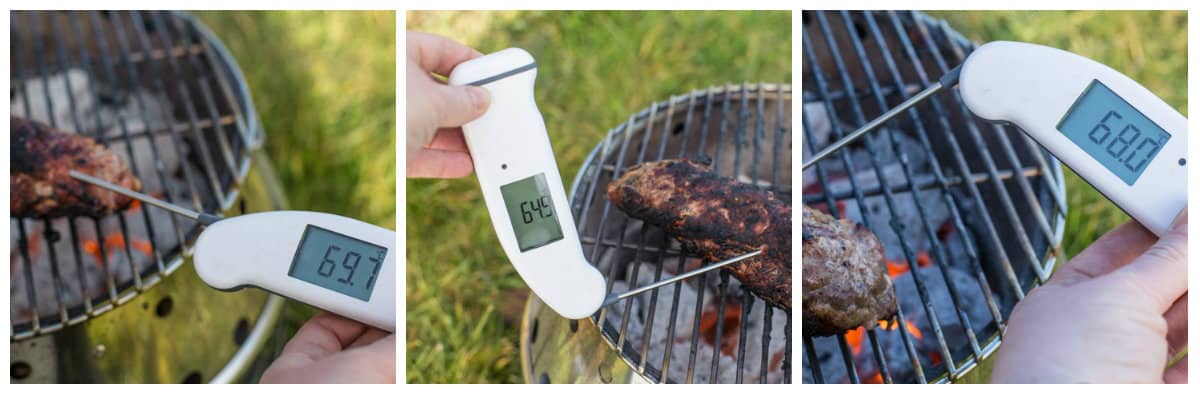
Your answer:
[1058,80,1171,185]
[500,173,564,252]
[288,225,387,301]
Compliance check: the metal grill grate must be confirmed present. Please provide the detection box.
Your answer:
[800,10,1066,383]
[9,10,259,340]
[569,83,792,383]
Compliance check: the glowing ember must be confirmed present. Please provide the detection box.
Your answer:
[885,251,931,278]
[844,319,924,355]
[698,302,744,356]
[81,234,154,268]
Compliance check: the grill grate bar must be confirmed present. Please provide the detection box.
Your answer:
[86,9,164,292]
[634,98,678,373]
[11,15,43,334]
[801,166,1043,204]
[149,11,229,209]
[846,8,991,370]
[108,10,191,277]
[704,87,736,384]
[173,15,243,190]
[611,101,657,363]
[10,11,256,339]
[126,10,210,216]
[880,10,1009,354]
[805,12,941,382]
[902,11,1028,302]
[867,8,992,362]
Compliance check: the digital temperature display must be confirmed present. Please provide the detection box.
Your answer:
[500,173,564,252]
[1058,80,1171,185]
[288,225,387,301]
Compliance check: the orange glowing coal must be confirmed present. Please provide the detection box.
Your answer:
[886,251,932,278]
[81,234,154,267]
[698,302,743,357]
[845,319,924,355]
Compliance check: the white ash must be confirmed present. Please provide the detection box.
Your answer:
[593,224,788,384]
[11,67,201,326]
[604,266,788,384]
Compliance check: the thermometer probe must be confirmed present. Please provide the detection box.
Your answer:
[69,170,396,332]
[804,41,1186,237]
[448,48,763,319]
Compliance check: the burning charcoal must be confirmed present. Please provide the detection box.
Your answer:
[804,265,991,383]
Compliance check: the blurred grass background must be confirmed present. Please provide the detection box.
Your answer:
[930,10,1187,258]
[405,11,791,383]
[196,10,396,371]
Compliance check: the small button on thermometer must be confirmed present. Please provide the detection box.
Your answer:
[448,48,606,319]
[69,171,396,332]
[806,41,1186,237]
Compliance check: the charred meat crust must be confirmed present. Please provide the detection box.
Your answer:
[801,205,897,337]
[10,116,142,218]
[606,159,792,311]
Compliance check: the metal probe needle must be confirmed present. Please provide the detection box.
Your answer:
[69,170,223,225]
[802,66,961,170]
[599,249,764,308]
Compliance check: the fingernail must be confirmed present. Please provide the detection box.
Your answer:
[1170,207,1188,230]
[468,86,489,113]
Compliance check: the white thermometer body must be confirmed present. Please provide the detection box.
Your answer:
[193,211,396,331]
[448,48,606,319]
[959,41,1187,237]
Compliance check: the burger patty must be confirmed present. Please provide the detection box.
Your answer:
[607,159,792,311]
[11,116,142,218]
[802,204,897,337]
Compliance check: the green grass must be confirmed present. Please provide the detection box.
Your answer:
[195,11,396,359]
[930,10,1187,257]
[405,10,791,384]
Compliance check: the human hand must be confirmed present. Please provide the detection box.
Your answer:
[406,31,490,178]
[260,312,396,383]
[991,210,1187,383]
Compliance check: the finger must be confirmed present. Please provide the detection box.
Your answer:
[278,312,370,361]
[428,128,468,152]
[1165,293,1187,359]
[352,335,397,382]
[406,148,474,178]
[1164,355,1187,384]
[1048,220,1156,285]
[407,31,482,76]
[428,83,490,127]
[1104,210,1188,311]
[347,327,391,349]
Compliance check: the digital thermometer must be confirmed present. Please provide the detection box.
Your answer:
[805,41,1186,237]
[69,171,396,332]
[959,41,1186,237]
[448,48,606,319]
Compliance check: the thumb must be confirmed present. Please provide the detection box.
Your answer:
[431,84,489,128]
[1104,209,1188,312]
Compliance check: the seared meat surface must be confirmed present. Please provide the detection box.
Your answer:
[802,205,897,336]
[11,116,142,218]
[606,159,791,311]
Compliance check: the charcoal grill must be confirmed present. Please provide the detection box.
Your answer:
[522,83,791,384]
[800,10,1066,383]
[9,10,285,383]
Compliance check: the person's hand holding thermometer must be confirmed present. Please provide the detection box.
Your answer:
[68,171,396,332]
